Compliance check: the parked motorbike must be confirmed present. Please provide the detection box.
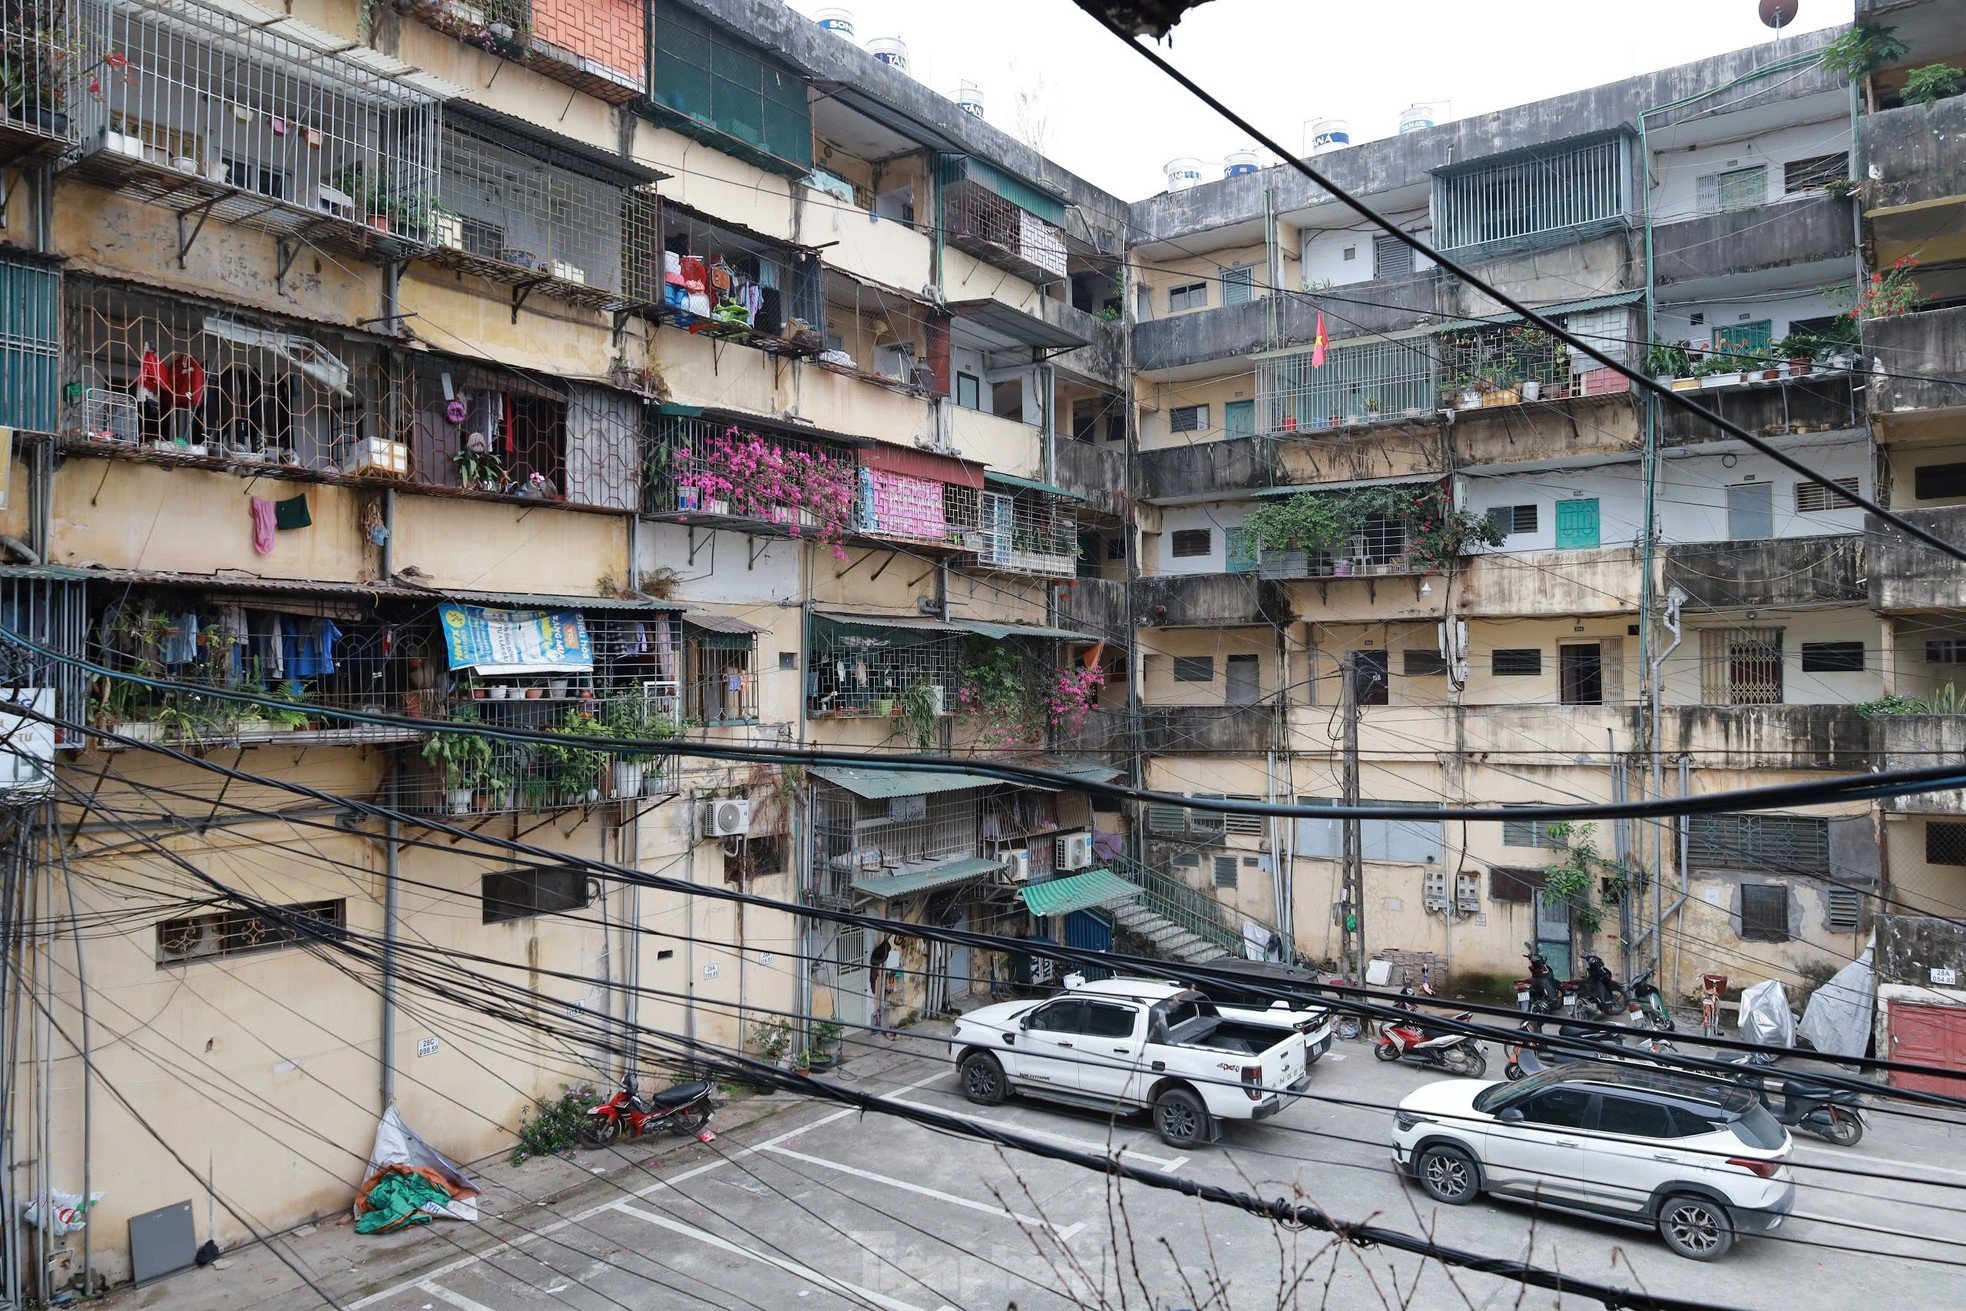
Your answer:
[1628,969,1674,1031]
[580,1075,716,1147]
[1504,1010,1676,1080]
[1573,954,1629,1019]
[1517,946,1569,1017]
[1376,989,1488,1077]
[1732,1071,1866,1146]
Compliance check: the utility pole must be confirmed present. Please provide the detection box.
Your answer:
[1339,653,1364,982]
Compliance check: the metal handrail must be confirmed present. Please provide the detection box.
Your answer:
[1106,853,1274,959]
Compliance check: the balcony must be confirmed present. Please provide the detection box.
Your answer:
[1871,715,1966,814]
[1866,307,1966,426]
[0,0,91,162]
[406,0,645,104]
[1138,574,1282,629]
[1663,535,1866,611]
[1081,704,1281,756]
[1054,439,1127,519]
[1657,369,1861,446]
[1652,196,1854,288]
[1138,435,1279,503]
[967,478,1080,580]
[938,158,1068,283]
[1861,93,1966,266]
[1657,704,1873,771]
[1868,507,1966,611]
[64,0,448,266]
[1459,547,1643,618]
[1043,301,1124,389]
[1056,577,1130,643]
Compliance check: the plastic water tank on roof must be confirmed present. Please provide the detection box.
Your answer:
[1306,118,1350,154]
[955,80,985,119]
[814,7,854,38]
[1398,105,1436,135]
[1224,149,1259,178]
[867,37,910,75]
[1165,157,1204,191]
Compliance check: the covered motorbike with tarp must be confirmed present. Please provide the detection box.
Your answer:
[1737,978,1796,1062]
[1799,946,1875,1059]
[352,1108,480,1235]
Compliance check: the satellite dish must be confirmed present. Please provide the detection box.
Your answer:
[1759,0,1799,27]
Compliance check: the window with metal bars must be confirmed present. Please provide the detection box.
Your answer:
[1696,166,1768,215]
[1698,628,1784,705]
[156,900,345,966]
[652,0,812,169]
[1687,813,1831,875]
[1257,337,1436,432]
[1213,855,1239,888]
[1492,649,1542,676]
[1926,821,1966,866]
[1486,504,1537,537]
[1795,477,1860,513]
[1170,528,1212,558]
[1433,134,1626,250]
[1739,885,1790,942]
[1170,404,1208,433]
[1784,154,1847,194]
[0,254,60,432]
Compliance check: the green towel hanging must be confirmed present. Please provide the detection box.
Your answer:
[274,494,312,530]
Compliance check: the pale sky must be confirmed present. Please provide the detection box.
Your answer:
[788,0,1854,201]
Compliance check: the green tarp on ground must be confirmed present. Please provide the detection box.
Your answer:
[354,1169,454,1234]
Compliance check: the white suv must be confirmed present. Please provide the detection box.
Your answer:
[1391,1062,1794,1260]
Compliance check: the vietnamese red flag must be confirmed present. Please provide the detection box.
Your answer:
[1312,312,1327,368]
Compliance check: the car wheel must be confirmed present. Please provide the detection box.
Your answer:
[958,1051,1007,1106]
[1414,1144,1479,1205]
[1152,1088,1209,1148]
[1821,1107,1863,1147]
[1657,1194,1735,1261]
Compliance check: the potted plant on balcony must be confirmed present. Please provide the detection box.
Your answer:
[1902,63,1964,105]
[900,678,943,749]
[453,442,506,492]
[541,710,609,804]
[602,697,679,798]
[422,720,495,814]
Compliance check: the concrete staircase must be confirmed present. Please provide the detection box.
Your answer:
[1109,898,1232,964]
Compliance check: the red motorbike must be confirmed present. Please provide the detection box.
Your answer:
[1374,988,1489,1077]
[580,1075,716,1147]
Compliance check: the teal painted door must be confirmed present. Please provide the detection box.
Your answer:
[1224,399,1255,438]
[1553,498,1601,549]
[1224,526,1258,573]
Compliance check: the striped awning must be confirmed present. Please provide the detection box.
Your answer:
[1020,870,1141,918]
[850,856,1002,899]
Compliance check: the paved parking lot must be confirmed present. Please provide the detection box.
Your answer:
[296,1033,1965,1311]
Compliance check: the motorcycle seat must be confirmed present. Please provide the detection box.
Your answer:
[647,1080,713,1108]
[1780,1077,1850,1102]
[1557,1024,1595,1039]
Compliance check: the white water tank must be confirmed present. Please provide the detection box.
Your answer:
[1398,104,1436,135]
[867,36,910,75]
[1306,118,1351,155]
[1165,157,1204,191]
[1224,149,1259,178]
[955,80,985,119]
[814,7,854,38]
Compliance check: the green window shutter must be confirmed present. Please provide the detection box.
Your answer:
[1224,526,1257,573]
[0,255,60,432]
[1553,498,1600,550]
[1713,320,1772,358]
[1223,399,1255,438]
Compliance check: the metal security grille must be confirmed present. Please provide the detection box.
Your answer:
[1825,887,1862,931]
[1434,135,1626,250]
[1146,797,1228,842]
[651,0,811,170]
[0,254,60,431]
[0,0,92,152]
[1925,821,1966,866]
[66,0,446,264]
[974,489,1077,578]
[1795,477,1859,513]
[656,203,826,348]
[1502,814,1565,848]
[155,899,345,965]
[1739,884,1790,942]
[806,617,962,720]
[1686,813,1831,875]
[810,782,986,901]
[1440,324,1568,393]
[1223,795,1265,836]
[1258,337,1436,431]
[1699,628,1784,705]
[0,572,89,746]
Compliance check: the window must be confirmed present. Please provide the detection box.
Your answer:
[1699,627,1783,705]
[1825,887,1862,932]
[956,373,982,410]
[1105,537,1127,561]
[1220,265,1256,305]
[1294,797,1444,864]
[779,650,799,670]
[685,628,757,725]
[1223,398,1255,437]
[1559,643,1605,706]
[1027,1000,1087,1032]
[223,156,286,199]
[1224,526,1257,573]
[0,254,59,432]
[1726,480,1774,540]
[1173,852,1201,867]
[1502,815,1565,849]
[1913,462,1966,501]
[1172,656,1215,682]
[1597,1095,1676,1139]
[1080,1002,1138,1039]
[1213,855,1239,888]
[1170,404,1208,434]
[1223,796,1265,837]
[725,834,785,882]
[1169,282,1208,312]
[1489,865,1547,903]
[1351,650,1389,706]
[1800,641,1864,673]
[1927,639,1966,664]
[1697,165,1768,214]
[1785,153,1847,193]
[1713,320,1772,357]
[1225,653,1261,706]
[1373,234,1414,279]
[1516,1087,1596,1128]
[1687,813,1831,875]
[156,900,345,965]
[652,1,813,169]
[1434,135,1625,249]
[1553,498,1600,550]
[1170,528,1212,558]
[1403,650,1448,677]
[1492,649,1542,676]
[1341,245,1357,261]
[1926,821,1966,866]
[1796,477,1860,513]
[483,867,589,924]
[1148,796,1228,842]
[1739,884,1791,942]
[1486,505,1537,537]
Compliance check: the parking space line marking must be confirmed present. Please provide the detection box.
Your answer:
[419,1282,501,1311]
[884,1095,1188,1170]
[349,1071,945,1310]
[612,1200,933,1311]
[1793,1209,1951,1241]
[760,1142,1073,1234]
[1793,1148,1966,1180]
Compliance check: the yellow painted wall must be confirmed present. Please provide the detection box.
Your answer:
[1138,373,1258,451]
[391,495,628,595]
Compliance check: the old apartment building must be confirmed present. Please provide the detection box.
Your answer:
[2,0,1964,1291]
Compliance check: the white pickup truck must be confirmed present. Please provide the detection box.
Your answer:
[950,975,1331,1148]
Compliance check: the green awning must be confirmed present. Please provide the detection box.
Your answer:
[809,766,987,799]
[940,154,1067,226]
[1020,870,1141,918]
[850,856,1001,898]
[984,470,1088,503]
[1430,289,1644,334]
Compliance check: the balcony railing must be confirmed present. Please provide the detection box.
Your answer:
[1106,852,1276,961]
[1,0,92,158]
[398,700,682,817]
[66,0,449,264]
[406,0,645,104]
[970,488,1078,578]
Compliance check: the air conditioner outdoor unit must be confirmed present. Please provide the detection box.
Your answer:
[1003,849,1031,883]
[1054,831,1093,871]
[701,798,752,838]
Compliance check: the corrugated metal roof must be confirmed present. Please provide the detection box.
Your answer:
[809,766,989,799]
[859,443,984,489]
[1430,290,1644,334]
[1020,869,1141,917]
[850,856,1001,898]
[683,611,766,635]
[1031,757,1123,785]
[1253,474,1441,498]
[810,610,1094,642]
[429,587,686,612]
[983,470,1089,503]
[946,299,1087,352]
[961,621,1098,642]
